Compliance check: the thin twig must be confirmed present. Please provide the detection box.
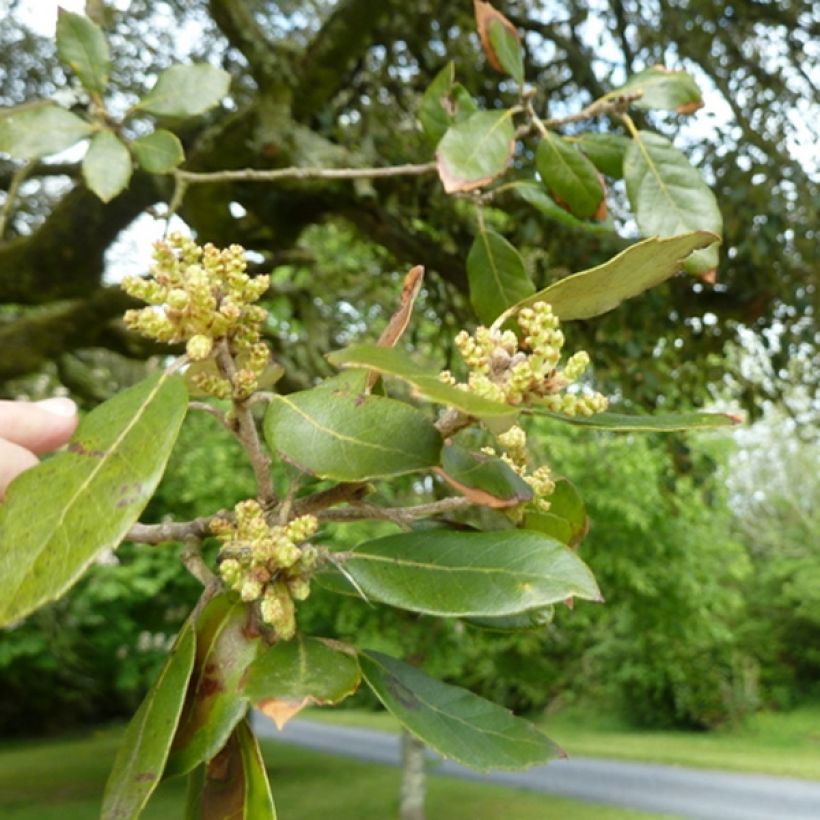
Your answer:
[181,536,216,586]
[289,482,371,518]
[127,514,222,545]
[0,160,34,238]
[189,400,230,428]
[215,342,278,507]
[174,161,437,186]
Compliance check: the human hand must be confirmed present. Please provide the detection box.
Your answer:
[0,398,79,499]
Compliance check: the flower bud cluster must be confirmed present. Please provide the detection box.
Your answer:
[485,424,555,512]
[122,234,272,400]
[440,301,608,416]
[212,499,319,639]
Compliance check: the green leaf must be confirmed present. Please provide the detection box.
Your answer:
[418,62,455,145]
[0,102,93,160]
[136,64,231,118]
[577,133,629,179]
[467,227,535,324]
[326,344,514,419]
[56,9,110,96]
[82,129,132,202]
[436,109,515,193]
[488,19,524,84]
[341,529,601,617]
[264,386,442,481]
[101,621,196,820]
[612,67,703,114]
[535,131,604,219]
[509,181,614,233]
[184,721,276,820]
[534,409,741,432]
[0,372,187,628]
[466,606,555,633]
[131,129,184,174]
[624,130,723,274]
[438,443,533,508]
[165,595,263,779]
[245,636,361,729]
[522,478,588,547]
[359,650,562,771]
[508,232,719,321]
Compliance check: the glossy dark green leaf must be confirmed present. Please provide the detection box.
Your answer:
[359,650,562,771]
[56,9,110,96]
[577,133,629,179]
[418,62,455,145]
[467,227,535,324]
[326,344,515,419]
[508,232,718,321]
[522,478,588,547]
[534,409,741,432]
[0,102,93,159]
[102,621,196,820]
[132,129,185,173]
[184,720,276,820]
[510,181,614,233]
[0,372,187,628]
[264,386,443,481]
[488,19,524,84]
[82,130,132,202]
[466,605,555,632]
[612,67,703,114]
[624,130,723,274]
[342,529,601,617]
[245,636,361,729]
[136,64,231,118]
[438,443,533,508]
[436,109,515,193]
[535,131,604,219]
[166,595,262,779]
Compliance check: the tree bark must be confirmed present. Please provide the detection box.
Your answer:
[399,728,427,820]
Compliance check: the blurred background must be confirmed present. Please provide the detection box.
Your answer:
[0,0,817,817]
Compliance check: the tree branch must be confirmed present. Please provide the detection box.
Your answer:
[317,496,471,525]
[128,515,220,545]
[174,161,437,186]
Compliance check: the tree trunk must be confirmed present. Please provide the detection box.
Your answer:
[399,728,427,820]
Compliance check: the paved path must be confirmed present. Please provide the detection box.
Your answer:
[254,715,820,820]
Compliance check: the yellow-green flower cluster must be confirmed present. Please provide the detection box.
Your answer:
[485,425,555,512]
[441,301,608,416]
[212,500,318,639]
[122,234,271,400]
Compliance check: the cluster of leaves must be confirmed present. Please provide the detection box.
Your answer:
[0,4,742,818]
[422,0,724,335]
[0,10,229,201]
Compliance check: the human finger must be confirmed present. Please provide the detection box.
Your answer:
[0,437,38,500]
[0,398,78,455]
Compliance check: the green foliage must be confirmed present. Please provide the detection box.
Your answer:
[264,387,443,481]
[0,101,93,159]
[359,650,560,771]
[0,373,187,627]
[535,132,604,220]
[335,529,601,617]
[56,9,110,96]
[82,130,132,202]
[610,67,703,113]
[624,130,723,274]
[436,109,515,193]
[131,130,184,174]
[102,621,195,820]
[466,226,534,324]
[134,64,231,118]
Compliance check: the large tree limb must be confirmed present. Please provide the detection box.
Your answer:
[0,173,157,304]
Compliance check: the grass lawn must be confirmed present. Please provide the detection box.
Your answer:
[0,727,669,820]
[305,703,820,781]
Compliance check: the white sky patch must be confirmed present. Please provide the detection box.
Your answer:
[14,0,91,36]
